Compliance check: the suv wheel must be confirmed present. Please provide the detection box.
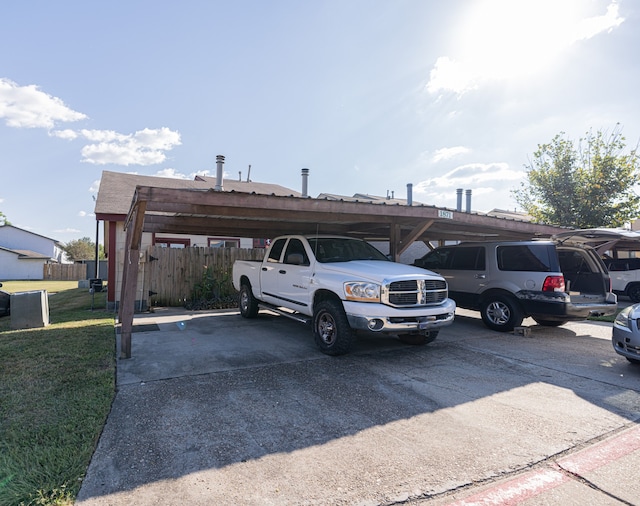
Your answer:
[480,295,524,332]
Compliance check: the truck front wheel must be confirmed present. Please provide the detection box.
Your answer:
[239,283,259,318]
[313,300,355,356]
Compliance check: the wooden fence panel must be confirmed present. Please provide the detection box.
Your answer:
[145,247,265,307]
[43,263,87,281]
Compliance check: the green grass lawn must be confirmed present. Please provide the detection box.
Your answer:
[0,281,81,295]
[0,283,116,506]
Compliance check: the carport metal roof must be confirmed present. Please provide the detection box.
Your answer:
[118,185,567,358]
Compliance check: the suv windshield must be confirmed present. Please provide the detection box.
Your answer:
[308,238,389,263]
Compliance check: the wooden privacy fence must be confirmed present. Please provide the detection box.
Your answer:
[144,246,266,307]
[43,263,86,280]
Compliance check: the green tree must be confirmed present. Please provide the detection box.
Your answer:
[63,237,105,261]
[0,211,10,226]
[513,125,640,228]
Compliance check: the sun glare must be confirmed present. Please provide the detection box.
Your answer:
[429,0,623,94]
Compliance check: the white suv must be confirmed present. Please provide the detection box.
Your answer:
[414,240,617,331]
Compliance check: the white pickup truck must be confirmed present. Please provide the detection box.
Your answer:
[232,235,456,355]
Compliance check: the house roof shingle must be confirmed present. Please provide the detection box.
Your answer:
[95,171,301,217]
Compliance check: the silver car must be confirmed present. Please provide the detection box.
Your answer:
[612,304,640,365]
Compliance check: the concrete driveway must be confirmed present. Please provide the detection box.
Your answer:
[76,307,640,505]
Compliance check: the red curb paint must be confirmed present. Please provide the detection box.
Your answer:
[447,468,568,505]
[446,426,640,505]
[557,425,640,475]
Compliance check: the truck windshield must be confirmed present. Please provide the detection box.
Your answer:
[308,237,390,263]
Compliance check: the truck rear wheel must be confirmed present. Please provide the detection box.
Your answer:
[313,300,355,356]
[239,283,259,318]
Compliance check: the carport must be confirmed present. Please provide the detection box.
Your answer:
[118,186,566,358]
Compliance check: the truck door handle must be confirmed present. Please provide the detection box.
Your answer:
[475,274,486,279]
[261,267,268,271]
[279,270,287,274]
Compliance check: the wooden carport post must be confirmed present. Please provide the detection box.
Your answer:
[119,200,147,359]
[389,222,400,261]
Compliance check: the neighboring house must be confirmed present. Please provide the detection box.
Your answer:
[0,225,65,280]
[94,168,302,309]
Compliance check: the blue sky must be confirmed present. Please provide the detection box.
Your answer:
[0,0,638,245]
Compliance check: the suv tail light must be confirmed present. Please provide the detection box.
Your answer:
[542,275,565,292]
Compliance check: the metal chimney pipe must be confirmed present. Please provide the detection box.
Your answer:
[406,183,413,206]
[214,155,225,191]
[465,189,472,213]
[456,188,463,211]
[301,168,309,197]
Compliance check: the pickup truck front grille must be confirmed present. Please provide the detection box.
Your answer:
[384,279,448,307]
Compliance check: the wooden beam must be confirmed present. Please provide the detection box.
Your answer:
[119,201,147,359]
[397,220,434,256]
[389,222,400,261]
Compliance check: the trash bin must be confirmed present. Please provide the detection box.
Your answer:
[10,290,49,330]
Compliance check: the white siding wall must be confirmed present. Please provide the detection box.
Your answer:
[0,250,46,280]
[0,226,59,259]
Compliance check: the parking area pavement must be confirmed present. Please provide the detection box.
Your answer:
[77,307,640,505]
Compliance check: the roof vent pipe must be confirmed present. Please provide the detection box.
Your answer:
[465,189,472,213]
[301,168,309,197]
[456,188,463,211]
[406,183,413,206]
[214,155,225,191]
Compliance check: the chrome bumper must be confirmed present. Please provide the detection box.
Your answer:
[346,309,455,333]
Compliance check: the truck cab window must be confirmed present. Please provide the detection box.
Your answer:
[267,238,287,263]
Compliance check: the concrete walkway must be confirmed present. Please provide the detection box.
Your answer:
[76,307,640,505]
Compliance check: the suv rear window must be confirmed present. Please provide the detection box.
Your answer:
[497,244,555,272]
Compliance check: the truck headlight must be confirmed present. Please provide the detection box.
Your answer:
[344,282,380,302]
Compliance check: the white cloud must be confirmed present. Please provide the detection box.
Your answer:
[79,127,181,166]
[0,78,87,128]
[415,162,523,193]
[426,57,478,96]
[49,128,79,140]
[427,0,625,96]
[53,227,82,234]
[153,168,225,180]
[574,2,624,40]
[154,168,190,179]
[88,180,100,193]
[431,146,470,163]
[0,79,182,167]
